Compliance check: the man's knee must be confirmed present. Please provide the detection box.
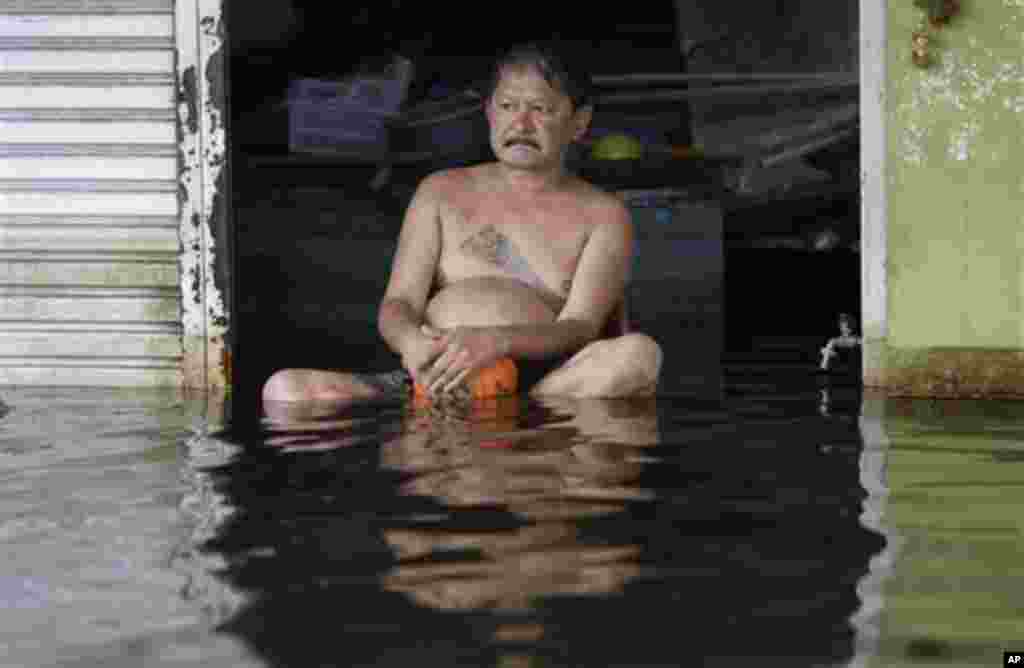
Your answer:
[262,369,308,402]
[533,333,662,398]
[620,333,662,378]
[613,333,662,389]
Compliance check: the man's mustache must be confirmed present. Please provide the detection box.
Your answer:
[504,137,540,149]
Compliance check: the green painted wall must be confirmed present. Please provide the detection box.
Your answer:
[887,1,1024,351]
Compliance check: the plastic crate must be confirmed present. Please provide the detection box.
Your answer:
[289,77,404,115]
[286,56,413,156]
[288,99,391,156]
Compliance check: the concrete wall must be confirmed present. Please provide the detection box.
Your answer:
[868,1,1024,397]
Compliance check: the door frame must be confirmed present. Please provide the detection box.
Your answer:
[175,0,232,392]
[860,0,887,386]
[179,0,885,393]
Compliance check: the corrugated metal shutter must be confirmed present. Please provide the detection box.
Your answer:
[0,0,181,386]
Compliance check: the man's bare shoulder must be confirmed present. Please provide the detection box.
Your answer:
[417,165,483,200]
[572,177,633,229]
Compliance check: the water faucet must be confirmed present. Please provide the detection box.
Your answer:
[820,313,861,370]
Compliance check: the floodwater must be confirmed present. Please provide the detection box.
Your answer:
[2,366,1023,667]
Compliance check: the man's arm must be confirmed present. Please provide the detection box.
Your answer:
[377,174,445,372]
[497,196,634,359]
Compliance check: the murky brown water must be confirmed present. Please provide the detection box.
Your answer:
[1,372,1022,667]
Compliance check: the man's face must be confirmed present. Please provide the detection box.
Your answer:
[486,64,591,172]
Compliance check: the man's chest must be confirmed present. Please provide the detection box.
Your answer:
[436,197,590,295]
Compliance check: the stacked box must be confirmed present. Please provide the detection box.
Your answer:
[287,57,413,157]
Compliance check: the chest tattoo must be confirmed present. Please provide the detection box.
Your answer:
[460,225,546,289]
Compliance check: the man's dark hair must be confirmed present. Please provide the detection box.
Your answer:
[485,42,593,111]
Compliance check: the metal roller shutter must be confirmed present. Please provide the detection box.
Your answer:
[0,0,181,386]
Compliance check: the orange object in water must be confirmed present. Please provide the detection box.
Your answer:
[413,358,518,400]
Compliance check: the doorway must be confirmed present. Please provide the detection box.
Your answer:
[224,1,862,412]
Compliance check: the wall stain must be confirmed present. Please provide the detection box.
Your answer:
[205,46,225,136]
[207,169,230,303]
[202,3,232,382]
[895,7,1024,168]
[178,66,199,136]
[948,119,980,161]
[191,266,201,306]
[869,345,1024,398]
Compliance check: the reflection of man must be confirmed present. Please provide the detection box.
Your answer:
[377,395,658,614]
[263,42,662,406]
[259,392,660,615]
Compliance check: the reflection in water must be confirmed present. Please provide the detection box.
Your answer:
[379,396,655,620]
[174,423,249,630]
[5,381,1022,665]
[849,395,899,668]
[853,398,1024,668]
[192,383,884,667]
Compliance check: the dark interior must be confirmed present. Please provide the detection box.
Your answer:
[226,1,861,408]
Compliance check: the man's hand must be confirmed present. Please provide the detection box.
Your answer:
[400,324,449,384]
[418,325,508,396]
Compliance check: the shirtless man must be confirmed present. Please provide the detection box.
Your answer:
[262,43,662,404]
